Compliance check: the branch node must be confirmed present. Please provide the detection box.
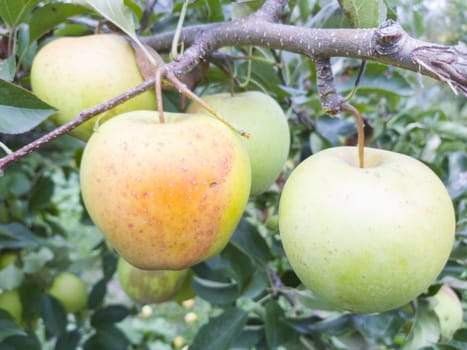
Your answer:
[374,20,405,55]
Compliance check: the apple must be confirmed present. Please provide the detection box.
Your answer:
[431,285,464,339]
[117,257,190,304]
[187,91,290,195]
[0,289,22,324]
[0,251,17,269]
[80,110,251,270]
[30,34,156,140]
[279,146,456,314]
[48,272,88,313]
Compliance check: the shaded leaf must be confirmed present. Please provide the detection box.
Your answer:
[1,332,41,350]
[0,56,16,82]
[265,299,297,348]
[91,305,130,328]
[0,311,27,342]
[401,300,440,350]
[338,0,387,28]
[83,325,129,350]
[54,330,81,350]
[40,295,67,337]
[0,79,55,134]
[231,219,272,264]
[29,3,89,44]
[0,223,38,249]
[88,279,107,309]
[0,263,24,291]
[192,275,240,305]
[220,242,254,290]
[22,247,54,274]
[190,307,248,350]
[28,176,55,213]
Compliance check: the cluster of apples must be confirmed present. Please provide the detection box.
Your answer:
[31,34,290,304]
[30,33,457,317]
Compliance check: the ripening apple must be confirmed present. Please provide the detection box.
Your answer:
[279,146,456,314]
[431,285,464,339]
[30,34,156,140]
[80,110,251,270]
[0,289,22,324]
[187,91,290,195]
[117,257,191,304]
[48,272,88,313]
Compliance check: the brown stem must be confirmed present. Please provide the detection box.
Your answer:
[342,103,365,168]
[155,67,165,123]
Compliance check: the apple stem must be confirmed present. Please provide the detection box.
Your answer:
[342,102,365,168]
[155,67,166,123]
[165,70,251,138]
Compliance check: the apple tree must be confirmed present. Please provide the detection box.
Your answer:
[0,0,466,349]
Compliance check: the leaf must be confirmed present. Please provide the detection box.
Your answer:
[0,0,41,28]
[190,307,248,350]
[220,243,254,290]
[0,311,27,342]
[54,330,81,350]
[401,300,440,350]
[1,332,41,350]
[83,325,129,350]
[28,3,89,44]
[315,115,356,146]
[28,176,55,213]
[88,279,107,309]
[83,0,155,65]
[431,121,467,142]
[0,223,39,249]
[40,295,67,337]
[0,79,55,134]
[338,0,387,28]
[446,151,467,200]
[231,219,272,264]
[231,0,264,20]
[191,275,240,305]
[22,247,54,274]
[265,299,297,348]
[204,0,224,22]
[0,263,24,291]
[90,305,130,328]
[0,56,16,82]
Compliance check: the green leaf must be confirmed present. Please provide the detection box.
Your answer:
[91,305,130,328]
[40,295,67,337]
[88,279,107,309]
[0,223,38,249]
[231,0,264,20]
[431,121,467,142]
[192,275,240,305]
[265,300,298,347]
[204,0,224,22]
[401,300,440,350]
[231,219,272,264]
[0,0,41,28]
[0,263,24,291]
[220,243,254,290]
[28,176,55,213]
[54,330,81,350]
[1,332,41,350]
[446,151,467,200]
[83,325,129,350]
[22,247,54,274]
[0,80,55,134]
[0,56,16,82]
[190,307,248,350]
[338,0,387,28]
[28,3,90,44]
[0,311,27,342]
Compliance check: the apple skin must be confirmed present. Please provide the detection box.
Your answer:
[80,110,251,270]
[30,34,156,141]
[187,91,290,195]
[48,272,88,313]
[0,289,22,324]
[431,285,464,339]
[117,257,191,304]
[279,146,456,314]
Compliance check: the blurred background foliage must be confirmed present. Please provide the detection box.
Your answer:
[0,0,466,349]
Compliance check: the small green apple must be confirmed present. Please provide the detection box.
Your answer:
[80,110,251,270]
[117,257,190,304]
[48,272,88,313]
[0,251,17,269]
[30,34,156,140]
[187,91,290,195]
[0,289,22,324]
[279,146,456,314]
[431,285,464,339]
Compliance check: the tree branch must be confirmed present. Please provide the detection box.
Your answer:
[143,21,466,95]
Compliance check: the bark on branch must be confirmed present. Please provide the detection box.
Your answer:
[144,20,467,96]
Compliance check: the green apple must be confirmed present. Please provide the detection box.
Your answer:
[0,251,17,269]
[117,257,190,304]
[48,272,88,313]
[30,34,156,140]
[431,285,464,339]
[187,91,290,195]
[0,289,22,324]
[279,146,456,314]
[80,110,251,270]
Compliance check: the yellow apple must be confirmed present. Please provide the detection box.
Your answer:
[117,257,190,304]
[80,110,251,270]
[431,285,464,339]
[30,34,156,140]
[0,289,22,324]
[187,91,290,195]
[279,146,456,314]
[48,272,88,313]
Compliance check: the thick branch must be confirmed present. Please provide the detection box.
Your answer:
[143,21,466,95]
